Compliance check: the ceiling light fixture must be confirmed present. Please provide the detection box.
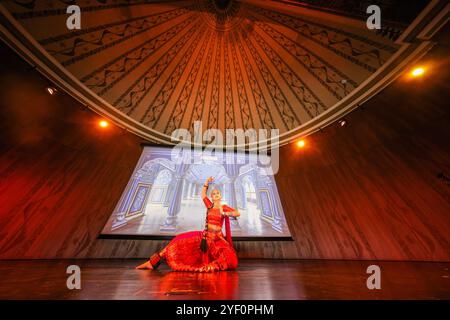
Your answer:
[411,67,425,77]
[46,87,57,95]
[296,139,305,148]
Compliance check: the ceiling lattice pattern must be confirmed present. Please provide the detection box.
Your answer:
[3,0,400,138]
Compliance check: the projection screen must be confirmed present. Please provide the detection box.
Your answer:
[101,146,291,239]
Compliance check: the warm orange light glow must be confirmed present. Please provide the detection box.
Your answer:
[99,120,109,128]
[297,139,305,148]
[411,67,425,77]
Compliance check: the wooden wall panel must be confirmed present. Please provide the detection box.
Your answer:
[0,42,449,261]
[274,45,450,261]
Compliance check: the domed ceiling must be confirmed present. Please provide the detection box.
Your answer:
[0,0,442,147]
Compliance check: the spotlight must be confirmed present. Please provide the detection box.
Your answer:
[338,119,347,127]
[411,67,425,77]
[46,87,57,95]
[99,120,109,128]
[296,139,305,148]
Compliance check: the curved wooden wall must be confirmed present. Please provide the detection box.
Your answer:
[0,42,449,261]
[275,45,450,261]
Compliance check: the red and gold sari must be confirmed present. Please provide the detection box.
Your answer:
[152,197,238,272]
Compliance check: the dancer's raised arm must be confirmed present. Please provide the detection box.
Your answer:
[202,176,214,200]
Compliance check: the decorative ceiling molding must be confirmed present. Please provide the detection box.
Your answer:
[271,0,430,27]
[0,0,447,150]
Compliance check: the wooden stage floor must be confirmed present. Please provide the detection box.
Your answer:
[0,259,448,300]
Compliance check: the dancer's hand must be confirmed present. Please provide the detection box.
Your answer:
[205,176,214,185]
[202,177,213,199]
[224,210,240,217]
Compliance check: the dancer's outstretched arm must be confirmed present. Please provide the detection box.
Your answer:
[202,176,214,199]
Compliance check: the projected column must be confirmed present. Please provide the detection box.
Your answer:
[182,181,188,200]
[267,178,286,233]
[188,182,193,199]
[160,163,188,232]
[252,170,260,210]
[225,163,241,231]
[163,174,176,207]
[193,183,197,198]
[226,181,237,209]
[237,182,247,210]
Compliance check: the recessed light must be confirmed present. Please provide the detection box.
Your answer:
[338,119,347,127]
[296,139,305,148]
[411,67,425,77]
[46,87,57,95]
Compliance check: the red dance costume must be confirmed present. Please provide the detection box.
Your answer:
[149,197,238,272]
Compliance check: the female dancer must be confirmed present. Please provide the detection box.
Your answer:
[136,176,240,272]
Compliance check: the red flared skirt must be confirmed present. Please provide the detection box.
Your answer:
[162,230,238,272]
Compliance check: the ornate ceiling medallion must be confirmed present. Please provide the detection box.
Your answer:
[196,0,246,32]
